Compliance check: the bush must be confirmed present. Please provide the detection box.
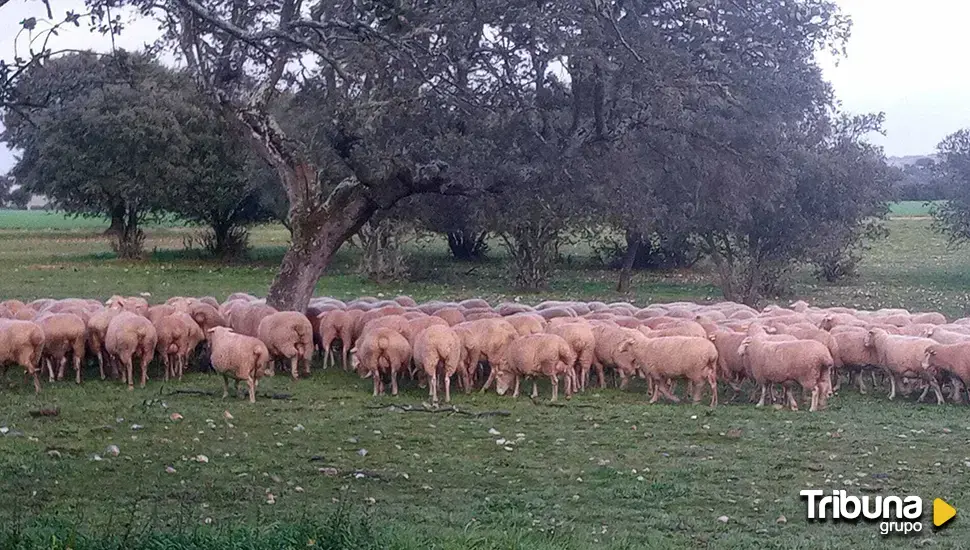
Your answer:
[200,226,250,261]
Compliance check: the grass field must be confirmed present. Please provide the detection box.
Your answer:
[0,207,969,549]
[887,201,936,218]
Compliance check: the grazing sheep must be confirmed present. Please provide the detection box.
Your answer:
[738,333,833,412]
[0,319,45,393]
[155,313,205,381]
[105,312,158,390]
[546,321,596,392]
[433,307,466,326]
[630,336,718,407]
[830,328,878,394]
[402,315,450,348]
[923,342,970,403]
[489,333,576,401]
[34,313,86,384]
[451,318,518,391]
[229,304,278,337]
[864,328,944,403]
[147,304,177,326]
[413,325,463,404]
[638,321,707,339]
[709,330,749,395]
[590,324,639,389]
[188,302,227,332]
[87,308,123,380]
[351,327,411,396]
[922,327,970,345]
[207,327,273,402]
[257,311,314,380]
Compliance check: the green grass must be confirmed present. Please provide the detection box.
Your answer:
[888,201,937,218]
[0,205,969,548]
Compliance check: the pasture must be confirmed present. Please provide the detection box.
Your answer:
[0,208,969,549]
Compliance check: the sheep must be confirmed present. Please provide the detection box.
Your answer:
[912,312,946,325]
[434,307,466,327]
[106,295,150,316]
[394,295,418,307]
[147,304,177,326]
[87,308,123,380]
[738,333,833,412]
[709,330,749,394]
[630,336,718,407]
[257,311,314,380]
[546,321,596,392]
[830,328,878,394]
[505,314,546,337]
[206,327,273,403]
[0,319,45,393]
[402,315,450,348]
[413,325,463,404]
[536,307,576,321]
[317,309,356,369]
[229,304,278,337]
[155,313,204,381]
[923,342,970,403]
[589,323,639,389]
[105,312,158,390]
[489,333,575,401]
[922,327,970,345]
[34,313,86,384]
[638,321,707,339]
[451,318,518,391]
[351,327,411,396]
[864,328,944,403]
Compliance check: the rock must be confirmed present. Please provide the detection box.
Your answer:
[295,486,305,493]
[357,449,368,457]
[105,445,121,457]
[318,467,339,476]
[195,454,209,464]
[223,410,233,420]
[488,428,501,436]
[165,466,177,474]
[717,516,729,523]
[169,413,183,422]
[131,424,144,431]
[47,450,61,459]
[266,493,276,505]
[776,515,787,524]
[0,427,8,435]
[293,424,305,432]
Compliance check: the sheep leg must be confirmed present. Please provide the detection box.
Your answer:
[221,374,230,399]
[531,380,539,399]
[649,380,662,403]
[480,368,496,393]
[756,384,768,407]
[56,357,67,381]
[163,355,170,382]
[708,372,718,408]
[594,362,607,389]
[247,378,256,403]
[512,376,521,398]
[690,379,703,404]
[74,355,82,384]
[391,368,399,396]
[429,372,438,405]
[125,358,135,391]
[917,382,930,403]
[31,369,41,394]
[888,372,897,400]
[809,387,820,412]
[45,358,55,383]
[139,355,149,388]
[444,373,452,404]
[372,373,380,397]
[550,375,559,402]
[786,387,799,411]
[97,350,106,380]
[289,356,299,380]
[928,375,945,405]
[659,380,681,403]
[855,370,867,394]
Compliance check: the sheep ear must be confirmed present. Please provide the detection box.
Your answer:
[930,349,937,356]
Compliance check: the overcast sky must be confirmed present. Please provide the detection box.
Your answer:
[2,0,968,174]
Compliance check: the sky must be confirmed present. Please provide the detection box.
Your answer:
[1,0,969,173]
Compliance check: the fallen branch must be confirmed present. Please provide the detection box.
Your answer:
[364,403,510,417]
[168,388,294,400]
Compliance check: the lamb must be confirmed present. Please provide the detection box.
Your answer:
[105,312,158,390]
[351,327,411,396]
[412,325,463,404]
[489,333,576,401]
[864,328,944,403]
[0,319,45,393]
[257,311,314,380]
[546,321,596,392]
[738,333,833,411]
[206,327,273,403]
[87,308,123,380]
[630,336,718,407]
[34,313,86,384]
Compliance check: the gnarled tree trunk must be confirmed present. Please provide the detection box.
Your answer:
[616,230,642,293]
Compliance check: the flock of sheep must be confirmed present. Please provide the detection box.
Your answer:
[0,293,968,410]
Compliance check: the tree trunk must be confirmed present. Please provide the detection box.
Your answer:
[616,231,642,293]
[104,203,125,236]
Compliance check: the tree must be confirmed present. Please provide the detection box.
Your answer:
[3,51,278,258]
[0,174,11,206]
[931,129,970,245]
